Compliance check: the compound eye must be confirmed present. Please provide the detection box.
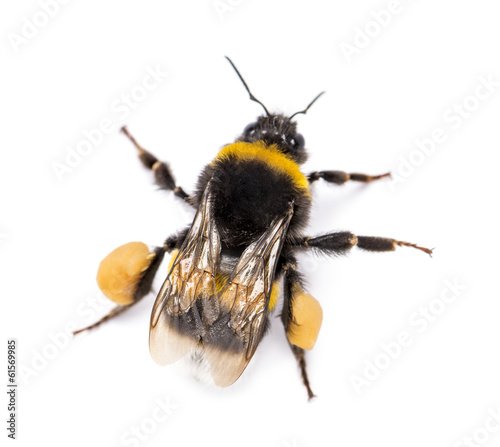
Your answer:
[294,133,305,148]
[243,122,257,135]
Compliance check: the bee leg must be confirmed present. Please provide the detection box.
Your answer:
[73,304,133,335]
[73,245,167,335]
[291,232,433,256]
[121,126,193,205]
[281,257,316,400]
[289,343,316,400]
[308,170,391,185]
[73,230,188,335]
[356,236,433,256]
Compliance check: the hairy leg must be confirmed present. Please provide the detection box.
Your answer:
[290,232,433,256]
[121,126,193,205]
[73,229,188,335]
[281,255,316,399]
[308,170,390,186]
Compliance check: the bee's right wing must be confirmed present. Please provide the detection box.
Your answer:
[149,183,222,365]
[202,209,293,386]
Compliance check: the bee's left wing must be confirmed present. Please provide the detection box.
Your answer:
[149,183,221,365]
[203,207,293,386]
[150,181,293,386]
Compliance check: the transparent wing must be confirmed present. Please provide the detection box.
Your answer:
[204,207,293,386]
[149,183,221,365]
[149,181,294,386]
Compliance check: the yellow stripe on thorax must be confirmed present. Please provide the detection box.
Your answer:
[214,141,310,194]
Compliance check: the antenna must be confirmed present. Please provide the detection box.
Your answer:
[225,56,270,116]
[289,91,325,119]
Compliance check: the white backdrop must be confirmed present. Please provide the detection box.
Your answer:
[1,1,500,446]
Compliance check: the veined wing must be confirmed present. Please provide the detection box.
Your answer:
[204,206,293,386]
[150,182,221,364]
[150,181,294,386]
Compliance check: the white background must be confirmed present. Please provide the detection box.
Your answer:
[1,1,500,446]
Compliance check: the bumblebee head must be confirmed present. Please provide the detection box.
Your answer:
[240,114,308,164]
[226,56,324,165]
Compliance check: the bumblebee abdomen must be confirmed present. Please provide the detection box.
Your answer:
[194,141,311,247]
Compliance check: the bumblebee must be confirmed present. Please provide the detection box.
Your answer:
[75,57,432,399]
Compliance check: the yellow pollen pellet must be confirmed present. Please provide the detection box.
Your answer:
[286,285,323,350]
[96,242,152,305]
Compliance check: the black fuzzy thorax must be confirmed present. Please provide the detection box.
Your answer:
[193,148,311,249]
